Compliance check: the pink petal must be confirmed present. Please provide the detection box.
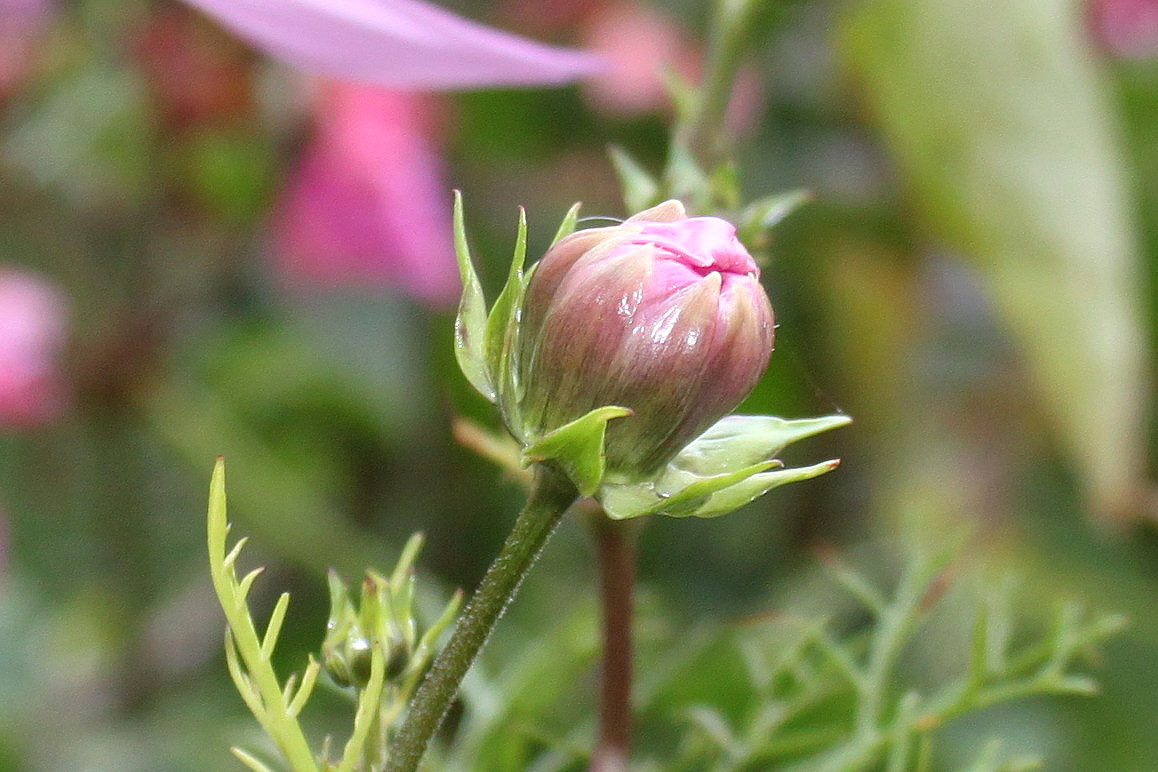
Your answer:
[0,269,68,428]
[0,0,52,30]
[181,0,601,89]
[271,84,459,306]
[0,0,53,93]
[1090,0,1158,58]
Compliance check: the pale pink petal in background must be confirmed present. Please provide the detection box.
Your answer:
[0,270,69,428]
[1091,0,1158,57]
[271,83,459,306]
[579,0,695,116]
[181,0,601,89]
[0,0,54,95]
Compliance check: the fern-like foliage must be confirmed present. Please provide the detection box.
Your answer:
[208,459,461,772]
[662,538,1125,772]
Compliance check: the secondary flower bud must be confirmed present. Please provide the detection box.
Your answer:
[516,201,775,477]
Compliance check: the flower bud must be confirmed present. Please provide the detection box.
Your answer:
[515,200,774,478]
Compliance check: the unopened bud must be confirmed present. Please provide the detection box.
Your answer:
[516,200,775,477]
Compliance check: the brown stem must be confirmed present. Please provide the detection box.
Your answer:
[589,512,638,772]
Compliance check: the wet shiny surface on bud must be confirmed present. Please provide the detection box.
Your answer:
[516,201,775,477]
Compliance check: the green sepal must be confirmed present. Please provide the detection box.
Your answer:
[601,459,840,520]
[609,145,660,214]
[597,413,850,520]
[523,405,633,496]
[664,141,710,205]
[452,191,496,402]
[669,414,851,477]
[675,460,841,518]
[485,207,529,428]
[604,459,781,519]
[550,202,583,246]
[708,161,741,210]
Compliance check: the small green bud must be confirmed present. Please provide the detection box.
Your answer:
[321,570,412,690]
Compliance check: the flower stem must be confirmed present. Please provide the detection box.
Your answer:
[588,511,638,772]
[679,0,765,166]
[385,464,579,772]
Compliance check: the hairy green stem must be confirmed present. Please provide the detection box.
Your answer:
[385,464,579,772]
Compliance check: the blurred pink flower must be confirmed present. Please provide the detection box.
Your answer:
[1091,0,1158,57]
[578,0,696,116]
[271,83,459,305]
[0,0,53,96]
[0,270,68,428]
[181,0,601,89]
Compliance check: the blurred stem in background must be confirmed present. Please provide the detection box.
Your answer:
[588,510,639,772]
[677,0,766,167]
[590,2,780,766]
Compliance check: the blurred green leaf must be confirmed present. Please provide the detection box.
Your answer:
[843,0,1150,521]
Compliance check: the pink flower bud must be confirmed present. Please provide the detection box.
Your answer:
[516,201,774,477]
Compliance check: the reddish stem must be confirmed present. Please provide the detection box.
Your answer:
[589,513,637,772]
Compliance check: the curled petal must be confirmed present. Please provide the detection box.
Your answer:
[183,0,602,89]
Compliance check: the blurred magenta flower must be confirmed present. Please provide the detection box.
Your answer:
[0,270,68,428]
[500,0,762,126]
[182,0,600,89]
[578,0,696,116]
[517,200,775,476]
[1090,0,1158,57]
[271,83,459,305]
[0,0,53,96]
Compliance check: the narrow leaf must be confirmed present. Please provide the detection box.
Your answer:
[288,657,322,717]
[237,567,266,602]
[261,593,292,660]
[223,537,249,572]
[391,532,425,589]
[609,145,660,213]
[231,747,277,772]
[739,189,813,245]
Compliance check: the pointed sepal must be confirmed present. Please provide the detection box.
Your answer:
[485,207,530,428]
[523,405,633,496]
[452,191,496,402]
[609,145,660,214]
[597,413,850,520]
[600,459,841,520]
[550,202,583,246]
[669,414,852,477]
[738,189,813,247]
